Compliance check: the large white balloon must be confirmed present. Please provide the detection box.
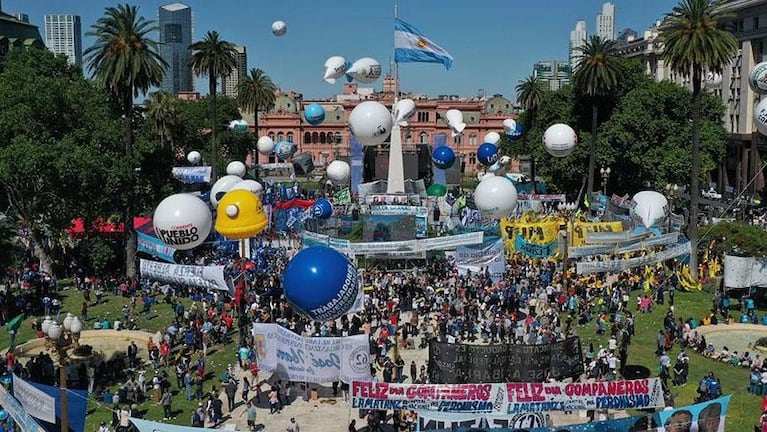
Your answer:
[755,98,767,135]
[704,71,723,89]
[393,99,416,126]
[226,161,247,177]
[210,175,243,208]
[231,179,263,196]
[445,109,466,137]
[346,57,382,83]
[750,62,767,95]
[543,123,578,157]
[631,191,669,228]
[326,160,351,184]
[187,151,202,164]
[474,175,518,219]
[271,20,287,36]
[153,194,212,250]
[323,56,348,84]
[257,136,275,155]
[348,101,393,146]
[483,132,501,145]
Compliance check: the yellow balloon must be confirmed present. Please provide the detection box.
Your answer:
[215,189,268,239]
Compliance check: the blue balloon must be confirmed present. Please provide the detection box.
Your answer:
[304,103,326,126]
[507,122,524,141]
[274,141,297,160]
[311,198,333,219]
[477,143,500,166]
[283,246,358,321]
[431,145,455,170]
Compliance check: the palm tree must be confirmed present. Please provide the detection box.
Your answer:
[147,91,179,150]
[188,31,237,180]
[85,4,166,278]
[237,68,277,140]
[572,35,621,197]
[515,75,547,193]
[660,0,737,278]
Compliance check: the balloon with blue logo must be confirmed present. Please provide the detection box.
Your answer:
[311,198,333,220]
[477,142,499,166]
[431,145,455,170]
[304,103,326,126]
[283,246,358,321]
[274,141,297,160]
[503,118,523,140]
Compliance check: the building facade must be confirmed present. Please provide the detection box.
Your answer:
[597,2,616,41]
[533,60,571,91]
[222,45,247,99]
[569,20,588,70]
[43,14,82,66]
[0,9,43,55]
[159,3,193,95]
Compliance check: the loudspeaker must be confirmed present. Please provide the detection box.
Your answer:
[291,152,315,175]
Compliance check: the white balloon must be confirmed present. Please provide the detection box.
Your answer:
[226,161,247,177]
[543,123,578,157]
[631,191,669,228]
[231,179,263,196]
[326,160,351,184]
[755,98,767,135]
[323,56,348,84]
[347,57,382,83]
[704,71,723,89]
[153,194,212,250]
[348,101,393,146]
[228,119,248,132]
[393,99,416,125]
[483,132,501,145]
[503,118,520,136]
[257,136,275,155]
[187,151,202,164]
[210,175,243,208]
[750,62,767,95]
[271,20,287,36]
[445,109,465,136]
[474,175,518,219]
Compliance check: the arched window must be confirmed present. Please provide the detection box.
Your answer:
[320,132,326,144]
[334,132,342,144]
[268,132,275,142]
[312,132,319,143]
[453,135,462,145]
[469,153,476,165]
[287,132,294,142]
[277,132,284,142]
[469,134,477,146]
[304,132,311,144]
[419,132,428,143]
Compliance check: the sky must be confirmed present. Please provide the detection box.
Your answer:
[6,0,679,101]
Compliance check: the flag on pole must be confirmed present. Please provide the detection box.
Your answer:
[394,18,453,70]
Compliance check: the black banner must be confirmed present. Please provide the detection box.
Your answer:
[429,337,584,384]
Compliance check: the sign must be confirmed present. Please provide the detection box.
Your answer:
[301,232,483,255]
[429,337,584,384]
[724,255,767,288]
[0,382,45,432]
[139,259,229,291]
[455,238,506,282]
[251,323,371,384]
[585,230,647,244]
[514,233,557,258]
[366,194,422,205]
[416,412,545,431]
[137,231,176,263]
[131,417,223,432]
[13,376,55,423]
[576,242,691,274]
[351,378,663,414]
[370,205,428,238]
[611,194,637,209]
[516,194,566,201]
[171,166,212,184]
[569,233,679,258]
[333,188,351,205]
[500,217,561,253]
[571,221,624,246]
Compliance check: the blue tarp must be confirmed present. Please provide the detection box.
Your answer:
[27,381,88,432]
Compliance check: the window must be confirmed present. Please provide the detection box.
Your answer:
[334,132,342,144]
[277,132,284,142]
[304,132,311,144]
[454,135,462,145]
[469,134,477,146]
[420,132,428,143]
[320,133,326,144]
[287,132,294,142]
[469,153,476,165]
[755,16,760,30]
[312,132,319,143]
[417,111,430,122]
[268,132,275,142]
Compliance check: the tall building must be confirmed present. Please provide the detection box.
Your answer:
[596,2,616,41]
[533,60,571,91]
[43,14,82,66]
[159,3,193,95]
[569,20,588,70]
[222,45,247,99]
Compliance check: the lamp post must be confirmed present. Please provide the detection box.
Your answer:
[43,313,83,432]
[665,183,680,233]
[558,202,578,294]
[600,167,611,196]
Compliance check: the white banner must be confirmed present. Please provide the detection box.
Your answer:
[302,231,483,255]
[13,377,55,423]
[171,166,212,184]
[576,242,691,275]
[131,418,221,432]
[139,259,229,291]
[252,323,371,384]
[724,255,767,288]
[569,233,679,258]
[0,382,45,432]
[416,412,546,431]
[455,239,505,282]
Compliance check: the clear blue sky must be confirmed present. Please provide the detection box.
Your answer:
[6,0,678,100]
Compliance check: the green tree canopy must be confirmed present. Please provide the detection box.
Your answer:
[706,222,767,257]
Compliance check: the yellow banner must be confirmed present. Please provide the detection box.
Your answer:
[570,221,623,246]
[500,216,562,252]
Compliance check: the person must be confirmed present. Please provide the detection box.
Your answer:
[161,389,173,420]
[225,378,238,412]
[759,410,767,432]
[127,341,138,369]
[697,402,722,432]
[98,421,109,432]
[664,410,693,432]
[191,403,204,427]
[241,376,251,404]
[269,388,280,414]
[286,417,299,432]
[348,419,357,432]
[244,400,258,431]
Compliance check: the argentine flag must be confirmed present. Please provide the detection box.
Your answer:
[394,18,453,70]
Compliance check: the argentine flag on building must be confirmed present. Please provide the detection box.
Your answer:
[394,18,453,70]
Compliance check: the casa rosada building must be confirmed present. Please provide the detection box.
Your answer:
[248,76,519,176]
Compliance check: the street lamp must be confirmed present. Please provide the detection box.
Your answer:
[600,167,611,196]
[665,183,680,233]
[44,313,83,432]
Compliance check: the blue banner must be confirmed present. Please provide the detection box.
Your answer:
[514,233,557,258]
[171,166,212,184]
[432,133,447,185]
[137,231,176,263]
[27,381,88,432]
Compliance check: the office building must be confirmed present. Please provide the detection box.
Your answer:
[159,3,193,94]
[44,14,82,66]
[222,45,247,99]
[597,2,616,41]
[533,60,571,91]
[569,20,588,70]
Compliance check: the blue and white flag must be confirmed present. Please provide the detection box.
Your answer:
[394,18,453,70]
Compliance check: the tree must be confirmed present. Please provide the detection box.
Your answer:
[237,68,277,141]
[514,75,547,194]
[147,91,179,151]
[572,35,622,197]
[707,222,767,257]
[85,3,166,278]
[188,31,238,180]
[660,0,738,278]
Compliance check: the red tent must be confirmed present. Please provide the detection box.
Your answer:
[67,217,153,239]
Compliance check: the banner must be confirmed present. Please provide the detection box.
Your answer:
[514,233,557,258]
[571,221,624,246]
[429,337,584,384]
[455,238,505,282]
[585,230,647,244]
[251,323,371,384]
[516,194,566,201]
[351,378,663,414]
[139,259,229,291]
[0,383,45,432]
[131,418,222,432]
[576,242,691,274]
[171,166,212,184]
[12,376,55,423]
[137,231,176,263]
[724,255,767,288]
[416,412,545,432]
[370,205,428,238]
[333,188,352,205]
[500,217,561,254]
[25,381,88,432]
[569,233,679,258]
[301,231,483,255]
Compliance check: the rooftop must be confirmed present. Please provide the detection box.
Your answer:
[160,2,190,12]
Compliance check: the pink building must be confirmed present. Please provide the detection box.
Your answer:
[252,77,519,176]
